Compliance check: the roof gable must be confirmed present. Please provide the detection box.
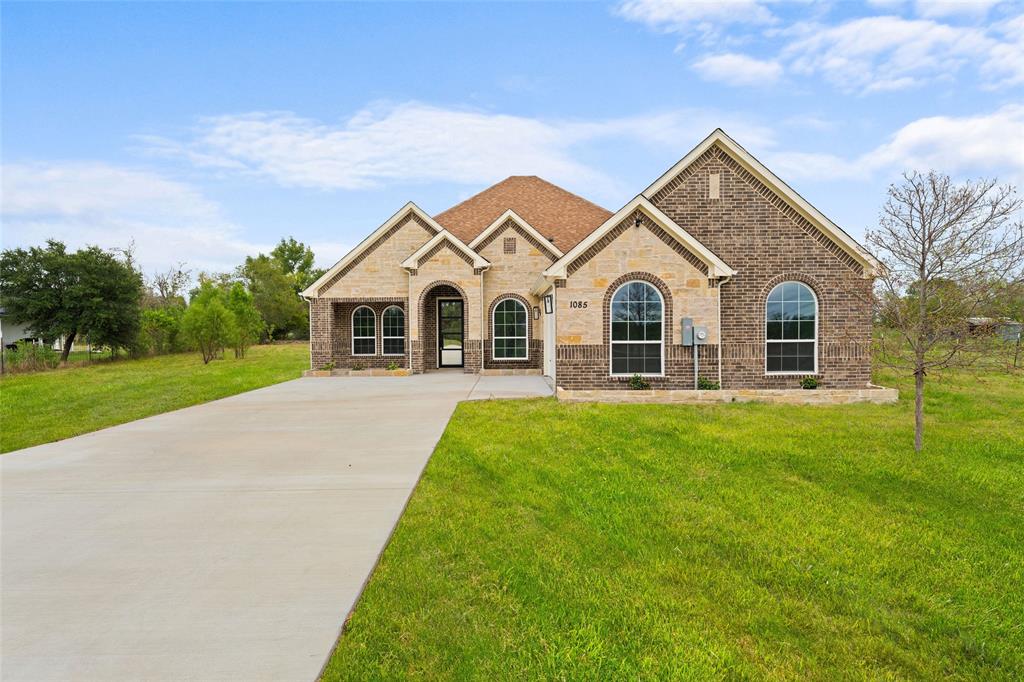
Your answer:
[643,129,877,275]
[434,176,611,250]
[544,196,736,280]
[400,230,490,270]
[468,209,563,260]
[302,202,442,298]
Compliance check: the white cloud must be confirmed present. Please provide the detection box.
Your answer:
[914,0,1002,18]
[1,162,265,275]
[692,52,783,86]
[767,104,1024,182]
[614,0,776,43]
[141,102,777,198]
[782,16,998,93]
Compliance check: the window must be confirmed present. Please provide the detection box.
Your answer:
[351,306,376,355]
[504,237,517,254]
[382,306,405,355]
[492,297,528,360]
[610,281,663,375]
[766,281,817,373]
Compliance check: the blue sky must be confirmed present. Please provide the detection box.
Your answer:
[3,1,1022,276]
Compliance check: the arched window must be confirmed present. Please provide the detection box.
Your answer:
[351,306,376,356]
[766,281,817,374]
[492,297,528,360]
[610,281,663,375]
[382,306,405,355]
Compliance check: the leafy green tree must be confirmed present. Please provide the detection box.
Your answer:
[0,240,143,361]
[271,236,325,293]
[225,282,263,358]
[238,254,306,339]
[181,286,237,364]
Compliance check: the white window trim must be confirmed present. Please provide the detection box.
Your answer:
[608,280,665,378]
[492,296,529,361]
[351,305,376,356]
[381,305,405,356]
[764,282,818,376]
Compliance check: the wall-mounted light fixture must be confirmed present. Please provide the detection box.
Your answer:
[543,294,554,315]
[532,306,540,320]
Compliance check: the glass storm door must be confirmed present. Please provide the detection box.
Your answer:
[437,299,464,367]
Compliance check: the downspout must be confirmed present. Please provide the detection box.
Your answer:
[479,267,487,374]
[716,274,733,388]
[302,296,313,370]
[407,269,413,372]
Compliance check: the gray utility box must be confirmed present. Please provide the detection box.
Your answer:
[681,317,708,346]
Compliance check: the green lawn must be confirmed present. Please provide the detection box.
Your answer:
[324,368,1024,680]
[0,343,308,453]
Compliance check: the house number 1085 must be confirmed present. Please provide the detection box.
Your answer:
[569,300,588,309]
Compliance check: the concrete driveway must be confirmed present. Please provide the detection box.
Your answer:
[1,373,551,682]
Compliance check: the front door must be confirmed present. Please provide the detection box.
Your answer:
[437,299,464,368]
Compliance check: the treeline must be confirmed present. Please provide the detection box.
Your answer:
[0,236,325,369]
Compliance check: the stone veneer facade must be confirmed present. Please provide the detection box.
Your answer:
[307,134,875,392]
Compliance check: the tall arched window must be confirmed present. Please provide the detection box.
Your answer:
[610,280,663,375]
[492,297,528,360]
[766,281,817,373]
[351,306,376,356]
[382,306,405,355]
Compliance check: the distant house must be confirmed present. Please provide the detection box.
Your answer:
[967,317,1023,342]
[0,308,65,351]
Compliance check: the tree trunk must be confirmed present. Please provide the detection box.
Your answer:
[1015,333,1021,368]
[61,331,77,363]
[914,366,925,452]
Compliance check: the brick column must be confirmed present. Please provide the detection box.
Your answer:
[309,299,334,369]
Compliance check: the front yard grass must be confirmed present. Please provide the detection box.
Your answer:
[324,368,1024,680]
[0,343,308,453]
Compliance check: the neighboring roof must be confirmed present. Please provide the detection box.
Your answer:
[400,230,490,270]
[434,176,612,251]
[545,195,736,279]
[643,128,878,275]
[468,209,563,258]
[302,201,444,298]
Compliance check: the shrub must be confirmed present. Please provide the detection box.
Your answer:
[386,361,401,371]
[628,373,651,390]
[181,298,237,364]
[697,377,720,390]
[5,341,60,372]
[321,361,336,371]
[352,362,366,371]
[226,282,264,359]
[800,376,820,390]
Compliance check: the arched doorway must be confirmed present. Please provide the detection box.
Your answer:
[418,282,467,370]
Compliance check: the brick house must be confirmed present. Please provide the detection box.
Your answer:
[302,129,879,392]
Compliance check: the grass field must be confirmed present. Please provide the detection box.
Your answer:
[0,343,308,453]
[323,368,1024,680]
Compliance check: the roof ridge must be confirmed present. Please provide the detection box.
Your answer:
[433,175,610,220]
[515,175,614,216]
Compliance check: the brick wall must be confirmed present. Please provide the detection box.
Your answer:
[650,144,873,388]
[556,343,719,390]
[323,299,408,369]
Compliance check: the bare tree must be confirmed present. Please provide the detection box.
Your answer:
[867,171,1024,451]
[147,263,191,308]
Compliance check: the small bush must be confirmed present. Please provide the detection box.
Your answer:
[321,361,335,371]
[697,377,720,390]
[6,341,60,373]
[352,362,366,371]
[800,376,820,389]
[628,373,651,390]
[386,361,401,371]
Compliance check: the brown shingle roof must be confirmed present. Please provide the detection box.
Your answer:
[434,176,612,251]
